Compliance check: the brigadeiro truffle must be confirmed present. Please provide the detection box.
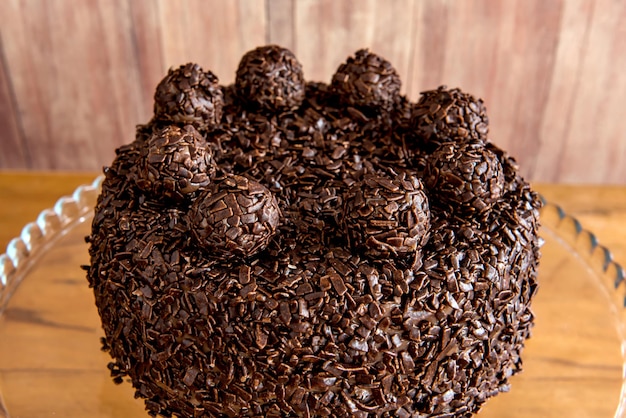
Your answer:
[154,63,224,130]
[189,175,280,259]
[343,173,430,259]
[411,86,489,149]
[133,124,215,201]
[425,141,505,213]
[235,44,305,112]
[331,49,401,112]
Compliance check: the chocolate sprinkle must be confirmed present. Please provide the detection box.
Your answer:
[154,63,224,130]
[343,173,430,259]
[331,49,401,112]
[424,141,505,213]
[411,86,489,150]
[189,175,281,259]
[133,125,216,202]
[235,45,305,112]
[86,45,542,418]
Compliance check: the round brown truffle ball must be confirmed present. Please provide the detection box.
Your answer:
[235,45,305,112]
[343,173,430,258]
[154,63,224,130]
[134,125,215,201]
[411,86,489,147]
[190,175,281,259]
[425,142,505,213]
[331,49,401,111]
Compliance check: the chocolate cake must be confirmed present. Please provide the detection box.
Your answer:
[86,45,541,417]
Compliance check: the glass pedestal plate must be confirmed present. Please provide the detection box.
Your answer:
[0,177,624,417]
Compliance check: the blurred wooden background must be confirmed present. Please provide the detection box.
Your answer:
[0,0,624,183]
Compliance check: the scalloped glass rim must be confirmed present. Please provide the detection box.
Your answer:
[0,176,103,315]
[0,177,625,417]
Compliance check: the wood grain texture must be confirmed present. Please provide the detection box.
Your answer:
[0,0,624,183]
[555,0,626,183]
[127,0,166,119]
[268,0,295,50]
[0,33,29,169]
[295,0,377,82]
[0,0,58,169]
[535,0,595,183]
[408,0,449,93]
[157,0,266,85]
[0,0,146,169]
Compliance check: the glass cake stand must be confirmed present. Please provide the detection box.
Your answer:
[0,177,624,418]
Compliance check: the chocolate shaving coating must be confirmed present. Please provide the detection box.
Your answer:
[411,86,489,150]
[86,45,541,418]
[343,173,430,258]
[154,63,224,130]
[189,175,280,259]
[424,141,505,213]
[331,49,401,111]
[133,125,215,202]
[235,45,305,112]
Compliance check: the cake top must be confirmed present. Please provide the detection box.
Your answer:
[88,45,541,417]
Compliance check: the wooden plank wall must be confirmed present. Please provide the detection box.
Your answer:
[0,0,624,183]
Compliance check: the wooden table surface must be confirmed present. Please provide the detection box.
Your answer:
[0,171,625,417]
